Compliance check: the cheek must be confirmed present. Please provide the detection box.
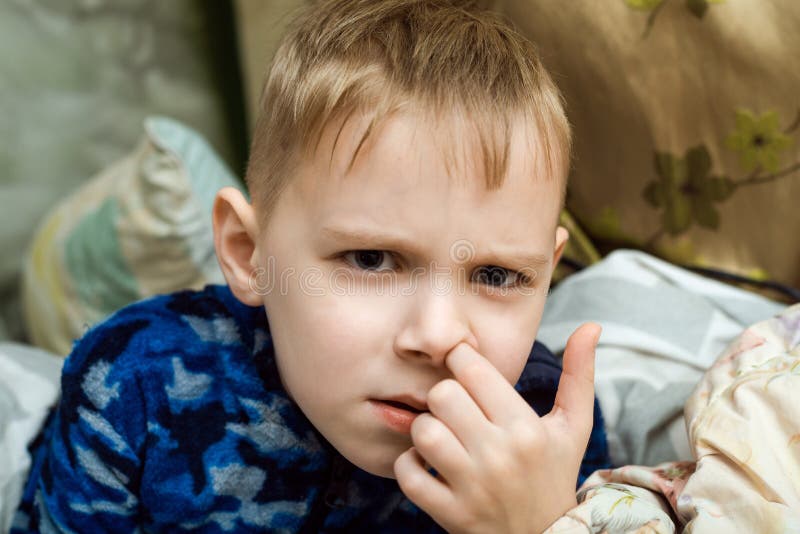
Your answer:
[477,300,545,383]
[281,291,399,372]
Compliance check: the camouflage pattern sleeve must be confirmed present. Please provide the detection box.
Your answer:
[33,317,153,533]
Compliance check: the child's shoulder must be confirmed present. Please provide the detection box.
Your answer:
[62,284,261,383]
[17,286,280,532]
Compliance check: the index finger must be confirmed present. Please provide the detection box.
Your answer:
[444,343,534,427]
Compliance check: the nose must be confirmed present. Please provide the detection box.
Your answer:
[393,286,476,367]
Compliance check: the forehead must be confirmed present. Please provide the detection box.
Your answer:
[284,110,561,255]
[304,108,557,193]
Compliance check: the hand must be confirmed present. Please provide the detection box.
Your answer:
[394,323,602,534]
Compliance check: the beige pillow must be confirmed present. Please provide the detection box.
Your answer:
[491,0,800,287]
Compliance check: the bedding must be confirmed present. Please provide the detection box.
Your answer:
[0,344,62,533]
[545,302,800,532]
[538,249,785,467]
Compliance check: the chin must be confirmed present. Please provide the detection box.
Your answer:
[358,461,398,479]
[338,446,402,479]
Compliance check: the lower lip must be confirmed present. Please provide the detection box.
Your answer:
[369,400,421,434]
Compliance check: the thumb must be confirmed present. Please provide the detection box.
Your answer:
[551,322,601,433]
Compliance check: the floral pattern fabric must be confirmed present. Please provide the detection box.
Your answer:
[544,303,800,533]
[477,0,800,289]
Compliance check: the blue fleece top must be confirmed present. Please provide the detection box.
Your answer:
[13,285,610,533]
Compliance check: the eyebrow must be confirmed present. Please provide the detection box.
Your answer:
[319,225,550,269]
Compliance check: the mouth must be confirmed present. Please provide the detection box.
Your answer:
[380,399,425,414]
[369,397,428,434]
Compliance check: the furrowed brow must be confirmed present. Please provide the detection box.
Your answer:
[320,225,550,269]
[319,225,419,252]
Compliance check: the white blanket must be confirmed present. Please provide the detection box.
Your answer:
[0,343,62,533]
[538,249,786,466]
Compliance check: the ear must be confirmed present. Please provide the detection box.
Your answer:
[552,225,570,269]
[212,186,263,306]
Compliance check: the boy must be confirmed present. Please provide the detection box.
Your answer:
[13,0,610,532]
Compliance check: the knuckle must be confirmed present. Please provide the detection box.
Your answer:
[508,420,543,452]
[454,491,493,532]
[481,451,515,480]
[457,513,480,534]
[428,378,459,408]
[462,362,484,383]
[392,450,408,475]
[412,416,444,449]
[397,471,426,498]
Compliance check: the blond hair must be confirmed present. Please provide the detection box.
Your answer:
[246,0,571,224]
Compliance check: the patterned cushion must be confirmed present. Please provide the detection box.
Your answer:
[0,0,240,343]
[21,117,244,355]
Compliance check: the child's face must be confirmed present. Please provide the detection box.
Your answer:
[250,111,567,478]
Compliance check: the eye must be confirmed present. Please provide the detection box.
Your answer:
[472,265,529,288]
[342,250,398,272]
